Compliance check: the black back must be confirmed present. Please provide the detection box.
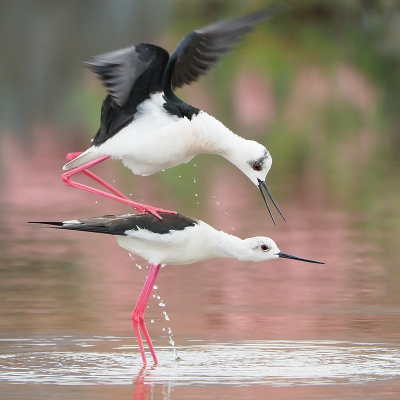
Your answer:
[30,213,198,236]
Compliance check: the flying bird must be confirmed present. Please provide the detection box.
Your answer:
[62,4,289,223]
[30,211,323,364]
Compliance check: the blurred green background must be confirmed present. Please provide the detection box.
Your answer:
[3,0,400,221]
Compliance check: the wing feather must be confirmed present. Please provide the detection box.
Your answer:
[85,45,150,107]
[170,4,289,90]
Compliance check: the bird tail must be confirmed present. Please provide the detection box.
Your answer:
[28,221,112,235]
[62,147,100,171]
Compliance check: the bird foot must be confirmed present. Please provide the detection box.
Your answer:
[63,152,177,220]
[138,205,177,220]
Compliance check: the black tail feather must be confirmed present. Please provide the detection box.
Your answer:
[28,222,114,235]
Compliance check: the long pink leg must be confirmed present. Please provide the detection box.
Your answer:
[132,266,159,363]
[66,152,129,199]
[131,264,161,364]
[62,152,177,220]
[138,266,161,363]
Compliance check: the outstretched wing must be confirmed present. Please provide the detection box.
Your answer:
[170,4,289,90]
[86,44,169,107]
[86,45,150,107]
[86,44,170,146]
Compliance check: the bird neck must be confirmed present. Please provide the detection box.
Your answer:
[193,112,246,156]
[201,223,252,261]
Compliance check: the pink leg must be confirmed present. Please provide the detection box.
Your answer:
[131,264,161,364]
[62,152,177,220]
[66,152,129,199]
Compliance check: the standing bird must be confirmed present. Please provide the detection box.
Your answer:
[30,212,324,364]
[62,5,289,223]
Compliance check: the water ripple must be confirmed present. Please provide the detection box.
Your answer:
[1,337,400,386]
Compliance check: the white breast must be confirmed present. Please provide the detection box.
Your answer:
[96,93,204,176]
[115,221,227,266]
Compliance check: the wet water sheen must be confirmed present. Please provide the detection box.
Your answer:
[2,337,400,387]
[1,136,400,399]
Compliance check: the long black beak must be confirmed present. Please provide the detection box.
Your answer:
[278,252,324,264]
[257,179,286,225]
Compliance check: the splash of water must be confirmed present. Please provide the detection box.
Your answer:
[167,327,180,361]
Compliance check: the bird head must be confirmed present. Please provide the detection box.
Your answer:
[229,140,284,225]
[242,237,324,264]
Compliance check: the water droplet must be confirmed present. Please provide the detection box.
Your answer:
[231,227,235,231]
[136,263,142,269]
[157,296,160,299]
[151,319,154,323]
[225,212,228,214]
[95,201,98,204]
[195,194,198,197]
[162,169,165,172]
[163,311,169,321]
[167,326,180,359]
[197,202,200,205]
[162,328,165,331]
[216,202,220,205]
[153,285,158,289]
[159,301,165,307]
[152,294,156,298]
[130,193,132,196]
[194,164,196,166]
[112,180,115,183]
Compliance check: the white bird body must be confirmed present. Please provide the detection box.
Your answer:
[117,220,245,266]
[30,210,322,365]
[68,93,270,180]
[61,6,287,222]
[32,213,323,267]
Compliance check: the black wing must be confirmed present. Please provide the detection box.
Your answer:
[168,4,289,90]
[87,44,169,107]
[29,213,198,236]
[87,44,170,146]
[86,45,150,107]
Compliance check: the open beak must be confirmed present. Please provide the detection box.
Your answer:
[257,179,286,225]
[278,252,324,264]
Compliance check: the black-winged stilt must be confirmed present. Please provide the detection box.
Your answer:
[30,211,323,364]
[62,4,289,223]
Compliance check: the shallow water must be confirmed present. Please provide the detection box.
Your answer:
[2,337,400,387]
[1,135,400,399]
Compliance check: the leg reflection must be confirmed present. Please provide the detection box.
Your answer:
[133,365,152,400]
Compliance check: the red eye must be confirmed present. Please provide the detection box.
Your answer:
[261,245,269,251]
[253,164,262,171]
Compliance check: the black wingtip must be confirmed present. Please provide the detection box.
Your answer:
[28,221,64,226]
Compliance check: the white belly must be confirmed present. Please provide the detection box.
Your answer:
[115,221,224,266]
[95,93,202,176]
